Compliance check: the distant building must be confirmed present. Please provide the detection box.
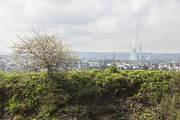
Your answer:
[137,55,146,61]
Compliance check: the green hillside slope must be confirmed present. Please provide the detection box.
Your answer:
[0,69,180,119]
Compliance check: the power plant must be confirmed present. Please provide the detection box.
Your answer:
[130,42,141,61]
[130,0,149,61]
[130,48,137,60]
[130,35,137,60]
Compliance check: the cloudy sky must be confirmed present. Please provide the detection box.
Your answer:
[0,0,180,53]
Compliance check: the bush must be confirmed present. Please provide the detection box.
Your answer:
[109,66,118,73]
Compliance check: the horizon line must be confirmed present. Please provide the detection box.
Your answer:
[1,51,180,54]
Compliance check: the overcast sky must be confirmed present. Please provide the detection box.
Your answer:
[0,0,180,53]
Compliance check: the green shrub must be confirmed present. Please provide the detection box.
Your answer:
[105,76,113,81]
[0,70,179,119]
[109,66,118,73]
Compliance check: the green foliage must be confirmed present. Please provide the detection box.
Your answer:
[0,70,180,119]
[10,102,18,111]
[105,76,113,81]
[109,65,118,73]
[108,104,117,111]
[17,114,23,120]
[64,95,71,101]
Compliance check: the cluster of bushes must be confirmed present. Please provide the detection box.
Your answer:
[0,68,180,119]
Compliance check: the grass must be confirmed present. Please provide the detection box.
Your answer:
[0,69,180,119]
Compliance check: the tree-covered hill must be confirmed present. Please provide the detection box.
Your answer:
[0,69,180,119]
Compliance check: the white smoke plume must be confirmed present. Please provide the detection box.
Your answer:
[130,0,152,49]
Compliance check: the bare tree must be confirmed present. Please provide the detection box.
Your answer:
[10,28,79,78]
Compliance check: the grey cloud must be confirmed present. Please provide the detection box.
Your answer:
[63,27,94,37]
[166,31,175,35]
[1,0,180,53]
[7,0,121,26]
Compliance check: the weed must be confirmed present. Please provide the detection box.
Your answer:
[108,104,117,111]
[17,114,23,119]
[10,102,18,111]
[64,95,71,101]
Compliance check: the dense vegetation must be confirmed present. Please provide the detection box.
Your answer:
[0,68,180,119]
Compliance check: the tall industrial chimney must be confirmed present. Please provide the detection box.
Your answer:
[140,42,141,61]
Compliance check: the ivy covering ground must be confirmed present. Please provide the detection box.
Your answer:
[0,68,180,119]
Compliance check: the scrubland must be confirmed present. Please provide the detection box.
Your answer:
[0,68,180,119]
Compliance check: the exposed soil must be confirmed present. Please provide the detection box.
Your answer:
[56,80,149,120]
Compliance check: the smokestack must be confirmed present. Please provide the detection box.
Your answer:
[113,52,115,61]
[140,42,141,61]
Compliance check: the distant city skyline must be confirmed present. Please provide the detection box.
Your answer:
[0,0,180,53]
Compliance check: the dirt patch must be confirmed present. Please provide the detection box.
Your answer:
[61,80,145,120]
